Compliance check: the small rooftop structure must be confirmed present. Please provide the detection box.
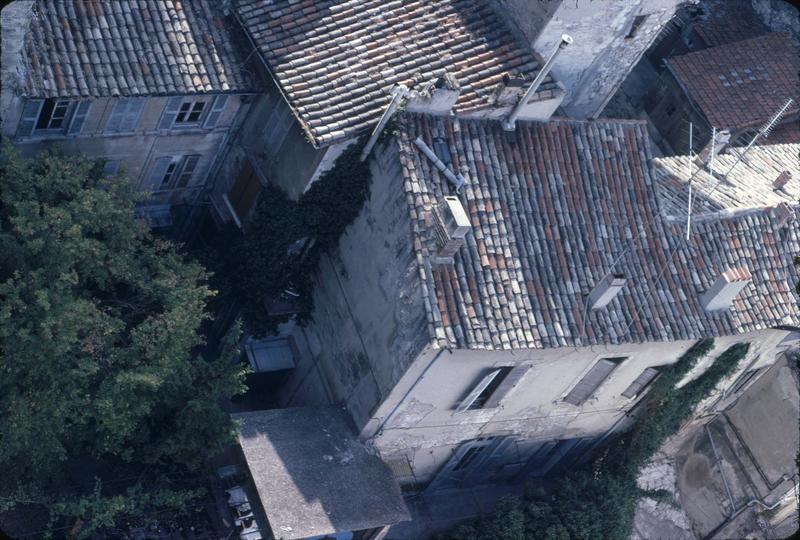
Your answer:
[233,407,409,540]
[665,33,799,133]
[233,0,559,147]
[388,113,800,350]
[18,0,254,98]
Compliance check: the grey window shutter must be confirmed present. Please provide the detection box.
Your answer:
[564,359,620,405]
[105,99,129,133]
[68,100,91,134]
[482,365,531,409]
[456,369,502,412]
[143,156,173,192]
[16,99,44,137]
[621,367,659,399]
[158,97,183,130]
[203,95,229,128]
[119,98,144,132]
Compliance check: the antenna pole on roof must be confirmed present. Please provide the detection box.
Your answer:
[360,84,409,162]
[686,122,694,241]
[722,98,794,181]
[502,34,572,131]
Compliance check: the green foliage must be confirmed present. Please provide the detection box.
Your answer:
[216,138,372,335]
[437,339,751,540]
[0,144,247,532]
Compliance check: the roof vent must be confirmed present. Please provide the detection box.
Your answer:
[773,170,792,190]
[587,274,627,310]
[431,196,471,265]
[700,267,752,311]
[771,202,794,228]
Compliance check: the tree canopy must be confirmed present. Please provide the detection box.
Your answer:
[0,145,246,534]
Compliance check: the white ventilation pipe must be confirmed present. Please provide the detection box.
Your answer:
[360,84,409,162]
[413,137,465,192]
[503,34,572,131]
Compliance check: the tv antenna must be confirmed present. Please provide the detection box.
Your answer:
[721,98,794,181]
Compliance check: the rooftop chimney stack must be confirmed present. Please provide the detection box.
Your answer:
[694,130,730,169]
[405,73,461,115]
[432,196,471,265]
[587,273,627,310]
[773,170,792,190]
[771,202,795,228]
[700,267,752,311]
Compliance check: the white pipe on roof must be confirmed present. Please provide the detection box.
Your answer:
[360,84,409,162]
[413,137,465,192]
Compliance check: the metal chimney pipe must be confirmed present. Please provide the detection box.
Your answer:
[503,34,572,130]
[360,84,409,161]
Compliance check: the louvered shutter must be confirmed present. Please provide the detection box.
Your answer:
[158,97,183,130]
[105,99,129,133]
[143,156,173,192]
[119,98,144,132]
[68,100,91,134]
[203,95,229,128]
[621,367,659,399]
[483,365,530,409]
[564,359,619,405]
[15,99,44,137]
[456,369,502,412]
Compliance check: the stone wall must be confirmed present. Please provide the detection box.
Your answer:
[0,1,34,132]
[752,0,800,34]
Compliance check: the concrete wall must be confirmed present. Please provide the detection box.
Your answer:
[496,0,687,119]
[7,93,245,204]
[278,142,432,429]
[371,328,790,485]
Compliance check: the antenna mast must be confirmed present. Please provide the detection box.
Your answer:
[722,98,794,180]
[686,122,693,240]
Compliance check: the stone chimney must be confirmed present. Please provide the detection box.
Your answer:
[773,170,792,190]
[700,267,752,311]
[694,130,731,169]
[587,273,627,310]
[431,196,471,265]
[405,73,461,116]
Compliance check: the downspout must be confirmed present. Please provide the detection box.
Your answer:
[503,34,572,130]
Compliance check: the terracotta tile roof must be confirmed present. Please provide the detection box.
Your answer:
[21,0,254,98]
[666,33,800,132]
[234,0,556,148]
[394,113,800,350]
[692,0,768,48]
[765,121,800,145]
[652,144,800,219]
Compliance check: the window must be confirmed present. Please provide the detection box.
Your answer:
[144,155,201,192]
[176,101,206,123]
[105,98,145,133]
[564,357,626,405]
[102,160,121,178]
[457,366,515,412]
[665,103,677,117]
[16,98,92,137]
[626,15,648,39]
[621,367,660,399]
[224,160,262,227]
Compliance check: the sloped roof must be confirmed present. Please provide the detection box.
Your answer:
[20,0,254,98]
[652,144,800,219]
[666,33,800,131]
[691,0,768,48]
[234,0,557,147]
[393,113,800,350]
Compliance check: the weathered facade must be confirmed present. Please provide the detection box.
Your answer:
[492,0,691,118]
[278,113,800,488]
[1,0,255,229]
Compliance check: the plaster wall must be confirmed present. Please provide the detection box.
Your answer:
[278,142,431,429]
[9,94,244,203]
[497,0,687,118]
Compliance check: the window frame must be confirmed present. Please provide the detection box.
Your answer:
[625,14,648,39]
[621,367,660,399]
[174,99,207,126]
[563,357,627,406]
[455,365,527,412]
[31,98,76,135]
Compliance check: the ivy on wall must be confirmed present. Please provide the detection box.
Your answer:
[437,339,751,540]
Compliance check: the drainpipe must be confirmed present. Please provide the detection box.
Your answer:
[360,84,409,162]
[503,34,572,131]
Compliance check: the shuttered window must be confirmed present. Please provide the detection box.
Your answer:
[564,357,626,405]
[621,367,660,399]
[102,160,121,178]
[106,98,144,133]
[16,99,44,137]
[158,97,184,130]
[203,95,229,128]
[456,366,519,412]
[175,155,201,188]
[68,101,92,134]
[144,156,175,192]
[264,100,294,149]
[225,161,262,225]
